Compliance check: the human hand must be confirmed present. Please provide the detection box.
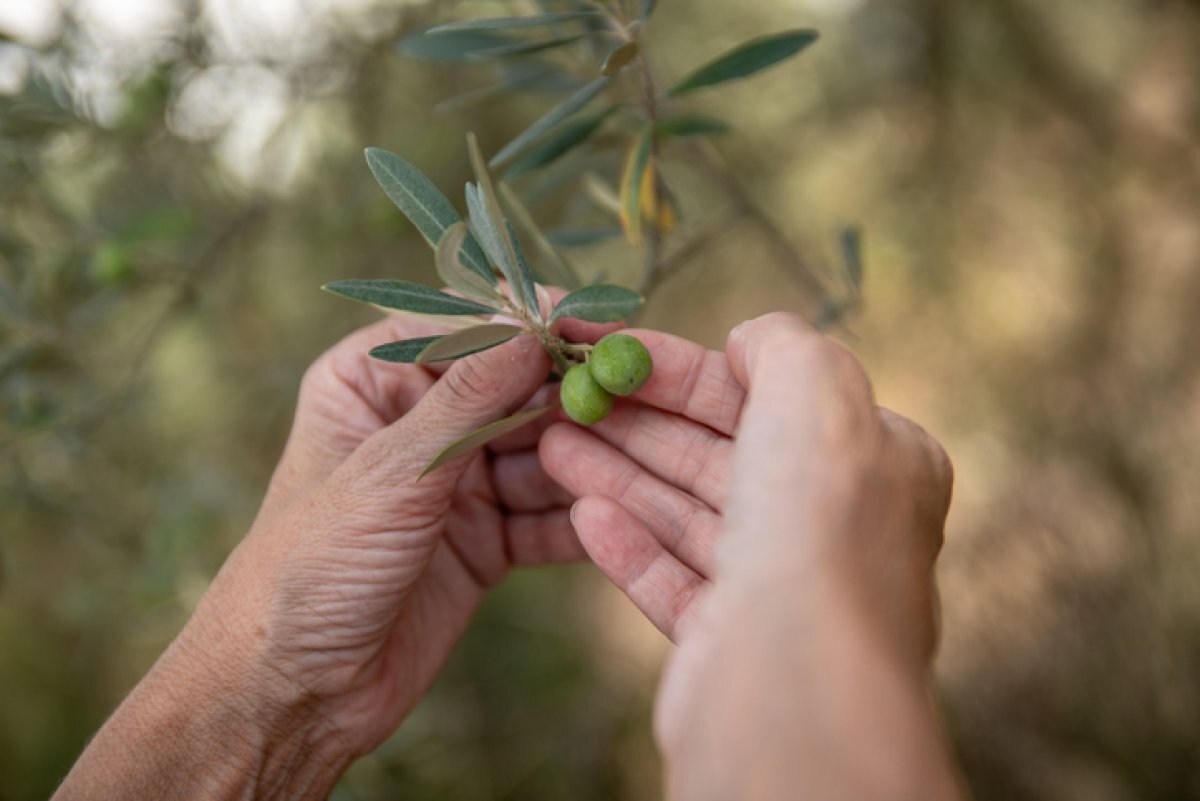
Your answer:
[56,310,593,799]
[539,312,960,800]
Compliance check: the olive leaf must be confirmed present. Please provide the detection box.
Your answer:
[396,29,514,62]
[490,76,613,167]
[368,336,442,363]
[601,41,640,76]
[465,135,540,319]
[498,181,584,290]
[420,405,557,479]
[504,107,614,179]
[323,280,499,316]
[550,284,644,323]
[364,148,494,284]
[656,114,732,138]
[618,128,653,246]
[669,29,819,97]
[415,323,523,363]
[428,12,603,34]
[475,34,586,58]
[839,225,863,294]
[435,68,581,114]
[436,223,499,302]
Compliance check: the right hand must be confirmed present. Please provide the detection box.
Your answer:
[539,312,961,800]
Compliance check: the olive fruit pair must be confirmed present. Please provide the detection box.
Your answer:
[560,334,653,425]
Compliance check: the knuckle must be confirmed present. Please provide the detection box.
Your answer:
[440,354,500,408]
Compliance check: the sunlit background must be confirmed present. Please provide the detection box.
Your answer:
[2,0,1199,798]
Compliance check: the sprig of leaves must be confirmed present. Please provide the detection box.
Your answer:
[327,137,645,476]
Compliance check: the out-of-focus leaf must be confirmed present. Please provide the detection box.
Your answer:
[839,225,863,293]
[550,284,644,322]
[602,41,640,76]
[428,12,603,34]
[437,223,500,302]
[813,297,848,331]
[618,128,653,246]
[475,34,586,58]
[504,107,614,179]
[669,29,819,97]
[397,30,515,62]
[641,0,658,20]
[416,323,523,363]
[323,280,498,315]
[364,148,494,283]
[545,226,622,248]
[507,220,544,285]
[656,114,732,138]
[467,133,539,318]
[369,336,442,363]
[498,182,584,290]
[420,405,556,478]
[490,76,613,167]
[435,68,564,113]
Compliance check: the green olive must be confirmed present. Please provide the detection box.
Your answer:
[560,363,614,425]
[588,333,653,396]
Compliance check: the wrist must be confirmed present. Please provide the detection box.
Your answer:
[158,589,356,798]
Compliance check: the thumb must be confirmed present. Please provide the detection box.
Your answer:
[354,333,550,497]
[724,312,817,391]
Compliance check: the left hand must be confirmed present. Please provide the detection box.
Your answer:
[55,312,587,798]
[203,314,582,752]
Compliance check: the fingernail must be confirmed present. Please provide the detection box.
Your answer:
[569,500,580,528]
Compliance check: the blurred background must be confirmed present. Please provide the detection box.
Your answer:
[2,0,1199,798]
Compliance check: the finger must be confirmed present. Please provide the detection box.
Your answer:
[627,331,745,436]
[572,495,707,642]
[554,315,624,344]
[332,334,551,523]
[540,422,720,577]
[588,403,733,512]
[507,508,587,566]
[492,449,575,512]
[878,409,954,539]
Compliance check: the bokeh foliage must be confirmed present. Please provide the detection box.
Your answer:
[2,1,1200,799]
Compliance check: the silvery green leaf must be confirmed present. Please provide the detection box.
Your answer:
[474,34,586,58]
[369,336,442,363]
[506,220,544,312]
[397,30,515,62]
[364,148,494,284]
[428,11,603,34]
[420,405,556,478]
[550,284,644,323]
[504,107,614,179]
[436,223,501,302]
[415,323,523,364]
[669,30,819,97]
[656,114,732,138]
[323,280,498,316]
[498,181,584,290]
[839,226,863,293]
[467,134,539,320]
[490,76,613,167]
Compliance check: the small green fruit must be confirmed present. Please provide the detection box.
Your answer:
[561,363,614,425]
[588,333,653,396]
